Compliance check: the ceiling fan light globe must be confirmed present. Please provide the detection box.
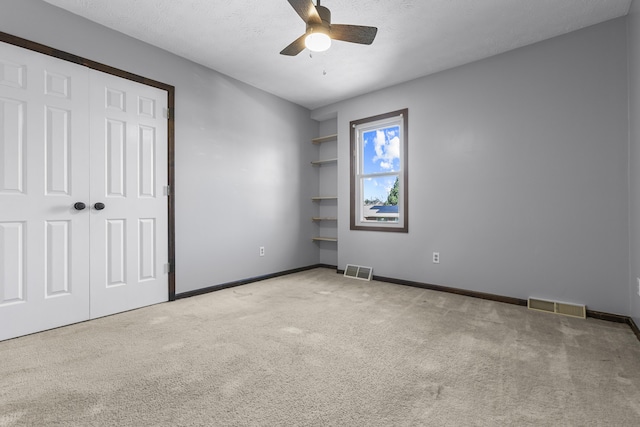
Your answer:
[305,33,331,52]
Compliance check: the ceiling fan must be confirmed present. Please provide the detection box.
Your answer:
[280,0,378,56]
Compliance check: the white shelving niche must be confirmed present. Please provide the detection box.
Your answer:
[311,129,338,265]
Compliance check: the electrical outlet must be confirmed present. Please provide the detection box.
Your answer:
[432,252,440,264]
[259,246,265,257]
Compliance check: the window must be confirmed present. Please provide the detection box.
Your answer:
[350,108,408,232]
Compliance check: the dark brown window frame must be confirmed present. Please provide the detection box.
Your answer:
[0,31,177,300]
[350,108,408,233]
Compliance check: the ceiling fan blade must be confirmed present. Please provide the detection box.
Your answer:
[287,0,322,25]
[331,24,378,45]
[280,33,308,56]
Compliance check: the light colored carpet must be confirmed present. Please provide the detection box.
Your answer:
[1,267,639,426]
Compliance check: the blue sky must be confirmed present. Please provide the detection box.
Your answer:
[362,125,400,203]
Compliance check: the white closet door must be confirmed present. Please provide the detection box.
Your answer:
[88,70,168,319]
[0,41,170,341]
[0,42,91,341]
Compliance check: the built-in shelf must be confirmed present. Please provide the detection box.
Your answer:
[312,237,338,242]
[311,131,338,254]
[311,133,338,145]
[311,158,338,166]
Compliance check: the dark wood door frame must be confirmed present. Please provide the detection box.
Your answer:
[0,31,177,301]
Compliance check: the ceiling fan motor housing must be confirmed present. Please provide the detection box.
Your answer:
[307,5,331,35]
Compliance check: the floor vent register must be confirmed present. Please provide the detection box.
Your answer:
[344,265,373,281]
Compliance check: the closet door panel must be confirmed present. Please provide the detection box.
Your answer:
[0,41,90,341]
[89,70,168,319]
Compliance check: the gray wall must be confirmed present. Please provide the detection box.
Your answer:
[629,0,640,325]
[0,0,320,294]
[313,18,630,316]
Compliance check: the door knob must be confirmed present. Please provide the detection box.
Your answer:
[94,202,106,210]
[73,202,86,211]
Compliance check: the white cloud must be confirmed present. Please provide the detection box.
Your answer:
[372,130,399,170]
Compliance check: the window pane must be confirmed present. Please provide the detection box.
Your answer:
[362,125,401,174]
[361,175,399,223]
[350,108,408,232]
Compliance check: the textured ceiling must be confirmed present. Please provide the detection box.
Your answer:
[43,0,632,110]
